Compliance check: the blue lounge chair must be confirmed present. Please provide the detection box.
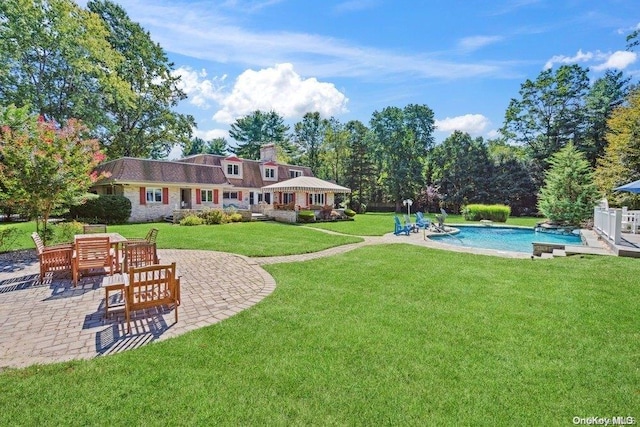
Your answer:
[393,215,410,236]
[415,212,431,229]
[403,214,419,233]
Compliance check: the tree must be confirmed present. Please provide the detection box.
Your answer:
[501,64,590,183]
[594,88,640,208]
[343,120,374,212]
[0,106,105,241]
[370,104,435,210]
[582,70,630,166]
[538,143,600,225]
[88,0,194,159]
[429,131,494,212]
[229,110,290,160]
[0,0,133,131]
[321,117,349,184]
[293,112,327,175]
[488,140,537,215]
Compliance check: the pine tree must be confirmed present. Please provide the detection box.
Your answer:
[537,143,600,224]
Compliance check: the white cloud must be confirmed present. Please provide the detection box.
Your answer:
[212,63,349,123]
[544,49,637,71]
[172,67,227,108]
[435,114,491,136]
[544,49,593,70]
[458,35,503,52]
[112,0,506,81]
[193,128,229,141]
[592,51,637,71]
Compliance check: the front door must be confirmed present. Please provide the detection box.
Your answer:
[180,188,192,209]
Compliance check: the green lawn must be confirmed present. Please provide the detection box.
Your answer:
[1,221,362,257]
[0,244,637,424]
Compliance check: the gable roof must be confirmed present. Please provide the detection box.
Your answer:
[93,157,228,186]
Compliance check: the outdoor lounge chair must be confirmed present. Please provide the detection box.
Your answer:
[415,212,431,230]
[31,232,73,283]
[403,214,419,233]
[125,262,181,334]
[393,215,411,236]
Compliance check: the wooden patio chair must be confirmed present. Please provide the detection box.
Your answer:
[125,262,181,334]
[31,232,73,282]
[126,227,159,244]
[72,236,115,286]
[82,224,107,234]
[123,241,159,272]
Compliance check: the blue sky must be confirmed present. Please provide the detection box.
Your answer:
[102,0,639,153]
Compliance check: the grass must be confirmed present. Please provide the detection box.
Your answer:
[0,221,362,257]
[0,244,637,424]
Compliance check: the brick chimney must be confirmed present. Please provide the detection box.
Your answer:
[260,143,277,162]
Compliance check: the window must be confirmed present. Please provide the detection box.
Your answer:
[309,193,325,205]
[201,189,213,203]
[264,168,275,178]
[289,169,302,178]
[146,188,163,203]
[227,164,239,175]
[283,193,295,204]
[264,193,271,204]
[105,187,113,195]
[223,191,238,199]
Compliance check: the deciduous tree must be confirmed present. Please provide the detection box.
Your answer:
[0,106,106,241]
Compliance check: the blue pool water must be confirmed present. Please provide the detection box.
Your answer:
[428,226,582,253]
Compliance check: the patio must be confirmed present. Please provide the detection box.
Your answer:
[0,248,275,369]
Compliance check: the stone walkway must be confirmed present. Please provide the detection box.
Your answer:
[0,226,607,369]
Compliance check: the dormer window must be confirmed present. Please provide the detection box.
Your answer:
[223,157,243,178]
[289,169,302,178]
[227,164,239,175]
[265,168,275,178]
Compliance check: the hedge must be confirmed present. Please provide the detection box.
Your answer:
[462,204,511,222]
[67,195,131,224]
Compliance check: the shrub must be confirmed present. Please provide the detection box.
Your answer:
[68,195,131,224]
[344,209,356,218]
[53,221,83,244]
[199,209,228,225]
[0,227,19,252]
[462,204,511,222]
[297,210,315,223]
[180,215,203,226]
[228,213,243,223]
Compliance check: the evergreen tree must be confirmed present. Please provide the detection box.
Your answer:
[538,143,600,224]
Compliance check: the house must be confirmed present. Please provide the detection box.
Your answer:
[90,144,314,222]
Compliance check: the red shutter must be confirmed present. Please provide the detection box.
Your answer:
[213,189,219,204]
[325,193,328,205]
[140,187,146,205]
[306,192,310,206]
[292,193,296,203]
[238,191,242,201]
[162,188,169,205]
[196,189,201,204]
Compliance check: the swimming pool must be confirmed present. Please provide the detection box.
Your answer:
[428,225,582,253]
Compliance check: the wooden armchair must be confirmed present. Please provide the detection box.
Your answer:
[126,227,159,244]
[72,237,115,286]
[125,262,181,334]
[31,232,73,282]
[83,224,107,234]
[123,241,159,272]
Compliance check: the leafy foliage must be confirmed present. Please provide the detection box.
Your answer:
[0,105,106,241]
[67,194,132,224]
[594,88,640,208]
[229,110,291,160]
[537,143,600,224]
[462,204,511,222]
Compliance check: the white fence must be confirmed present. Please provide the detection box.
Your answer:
[593,207,622,244]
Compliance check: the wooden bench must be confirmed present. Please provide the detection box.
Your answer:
[125,262,181,334]
[31,232,73,283]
